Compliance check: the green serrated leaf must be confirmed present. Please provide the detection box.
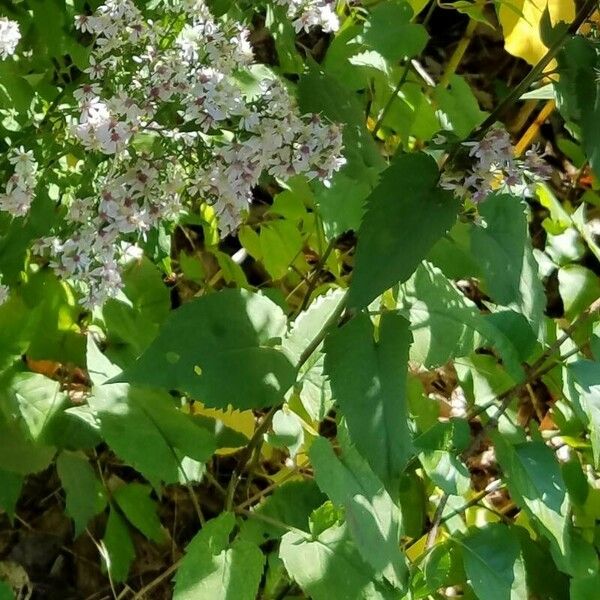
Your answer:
[86,336,121,386]
[459,524,527,600]
[555,36,600,178]
[493,435,569,554]
[174,512,265,600]
[0,469,22,521]
[558,265,600,321]
[309,436,407,590]
[239,480,325,545]
[283,289,346,364]
[433,75,488,139]
[280,522,396,600]
[419,450,470,496]
[363,0,429,61]
[259,220,304,280]
[89,384,215,485]
[100,257,170,366]
[0,420,55,475]
[102,506,135,584]
[324,312,413,490]
[567,360,600,468]
[516,526,569,600]
[117,289,295,410]
[398,262,524,379]
[471,194,546,334]
[349,153,459,309]
[10,373,66,441]
[268,409,304,457]
[114,483,165,543]
[56,451,107,536]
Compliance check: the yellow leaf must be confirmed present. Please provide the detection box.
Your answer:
[498,0,575,66]
[190,403,256,455]
[407,0,429,17]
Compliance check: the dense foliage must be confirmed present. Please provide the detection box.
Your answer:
[0,0,600,598]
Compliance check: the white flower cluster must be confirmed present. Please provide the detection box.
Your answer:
[0,147,38,217]
[441,127,551,203]
[1,0,344,307]
[275,0,340,33]
[0,276,8,306]
[0,17,20,59]
[34,158,184,307]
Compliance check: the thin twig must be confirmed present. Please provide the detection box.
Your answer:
[87,529,118,600]
[426,493,448,550]
[185,482,205,526]
[236,458,311,510]
[529,297,600,374]
[131,559,182,600]
[225,405,280,511]
[235,507,307,536]
[438,480,504,526]
[372,62,412,138]
[297,238,337,314]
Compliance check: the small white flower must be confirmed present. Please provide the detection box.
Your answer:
[0,282,9,306]
[0,18,21,59]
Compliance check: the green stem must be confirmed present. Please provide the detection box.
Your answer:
[224,291,348,511]
[297,237,337,314]
[372,61,412,138]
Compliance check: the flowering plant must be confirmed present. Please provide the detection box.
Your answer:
[1,0,344,306]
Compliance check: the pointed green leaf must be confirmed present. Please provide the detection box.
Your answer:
[280,522,396,600]
[118,289,295,409]
[309,437,407,590]
[556,37,600,178]
[283,289,347,364]
[494,436,569,553]
[419,450,470,496]
[101,257,170,365]
[102,507,135,583]
[324,312,413,488]
[87,336,121,386]
[239,480,325,545]
[398,263,524,379]
[268,409,304,457]
[174,512,265,600]
[349,153,459,309]
[89,384,216,485]
[283,289,346,420]
[114,483,166,543]
[517,527,569,600]
[10,373,66,441]
[259,220,303,280]
[0,469,22,520]
[471,194,546,334]
[558,265,600,321]
[433,75,488,139]
[459,524,527,600]
[567,360,600,468]
[363,0,429,61]
[56,451,107,536]
[0,420,55,475]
